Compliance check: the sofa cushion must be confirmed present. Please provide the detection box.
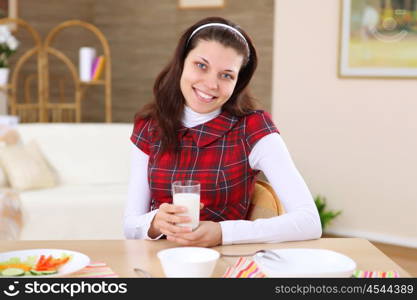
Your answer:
[0,140,58,191]
[19,183,126,240]
[17,123,133,185]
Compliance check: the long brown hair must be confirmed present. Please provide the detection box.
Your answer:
[135,16,259,153]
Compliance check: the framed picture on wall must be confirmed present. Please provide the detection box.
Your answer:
[339,0,417,78]
[178,0,225,10]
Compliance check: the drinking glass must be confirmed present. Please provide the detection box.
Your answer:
[172,180,200,230]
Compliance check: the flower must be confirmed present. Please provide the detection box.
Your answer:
[0,25,19,68]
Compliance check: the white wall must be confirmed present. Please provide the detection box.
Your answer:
[272,0,417,248]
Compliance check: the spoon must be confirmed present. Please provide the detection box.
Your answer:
[133,267,152,278]
[221,249,281,261]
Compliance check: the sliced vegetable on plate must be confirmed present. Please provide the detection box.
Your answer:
[0,249,90,277]
[0,253,73,276]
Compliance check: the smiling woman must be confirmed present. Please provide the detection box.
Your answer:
[180,40,243,114]
[124,17,322,247]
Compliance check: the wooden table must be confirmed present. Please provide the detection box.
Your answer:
[0,238,410,277]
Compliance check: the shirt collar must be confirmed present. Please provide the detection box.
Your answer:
[182,105,221,128]
[182,110,239,148]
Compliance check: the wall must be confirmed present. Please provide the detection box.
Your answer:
[273,0,417,247]
[16,0,274,122]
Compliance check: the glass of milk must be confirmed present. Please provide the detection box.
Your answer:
[172,180,200,230]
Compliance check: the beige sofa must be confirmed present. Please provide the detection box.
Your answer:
[7,123,133,240]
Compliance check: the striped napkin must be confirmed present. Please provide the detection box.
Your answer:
[223,257,266,278]
[222,257,399,278]
[70,262,118,278]
[352,270,399,278]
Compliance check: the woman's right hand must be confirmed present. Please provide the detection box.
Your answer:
[148,203,192,238]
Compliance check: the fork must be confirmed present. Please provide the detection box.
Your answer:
[133,267,152,278]
[221,249,281,261]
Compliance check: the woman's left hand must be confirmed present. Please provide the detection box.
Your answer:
[166,221,222,247]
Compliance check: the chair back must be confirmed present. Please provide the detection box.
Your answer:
[247,180,285,220]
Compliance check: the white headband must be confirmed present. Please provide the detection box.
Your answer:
[187,23,250,55]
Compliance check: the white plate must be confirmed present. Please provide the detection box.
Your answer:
[253,248,356,277]
[0,249,90,277]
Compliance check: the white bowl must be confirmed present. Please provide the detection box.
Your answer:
[157,247,220,277]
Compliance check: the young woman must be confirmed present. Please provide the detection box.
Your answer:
[124,17,321,247]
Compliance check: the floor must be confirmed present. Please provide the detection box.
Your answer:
[325,234,417,277]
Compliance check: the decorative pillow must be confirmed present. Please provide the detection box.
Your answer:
[0,166,8,187]
[0,126,20,188]
[0,140,58,191]
[0,126,21,145]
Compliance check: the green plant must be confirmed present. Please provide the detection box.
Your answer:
[0,25,19,68]
[314,195,341,230]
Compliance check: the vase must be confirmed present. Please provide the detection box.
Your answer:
[0,68,9,114]
[0,68,10,86]
[0,68,10,85]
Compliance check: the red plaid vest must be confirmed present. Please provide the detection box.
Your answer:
[131,110,279,221]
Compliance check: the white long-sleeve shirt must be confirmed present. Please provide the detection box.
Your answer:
[124,106,322,244]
